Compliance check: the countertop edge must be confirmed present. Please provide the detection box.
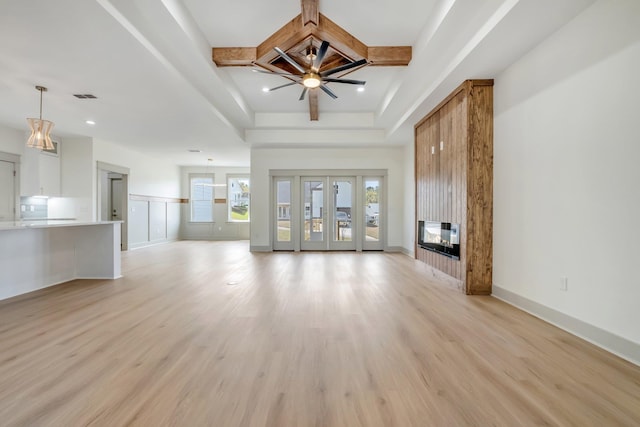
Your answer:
[0,220,123,231]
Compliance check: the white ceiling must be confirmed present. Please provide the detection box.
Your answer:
[0,0,595,167]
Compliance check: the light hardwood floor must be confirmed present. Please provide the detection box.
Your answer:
[0,241,638,426]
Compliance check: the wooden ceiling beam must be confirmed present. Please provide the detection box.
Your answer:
[309,89,319,121]
[367,46,412,66]
[301,0,319,27]
[212,47,256,67]
[315,14,368,61]
[256,14,312,64]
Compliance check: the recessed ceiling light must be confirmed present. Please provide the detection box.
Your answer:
[262,87,269,93]
[357,87,365,92]
[85,120,96,125]
[188,149,202,153]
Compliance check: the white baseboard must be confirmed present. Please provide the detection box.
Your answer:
[492,285,640,366]
[129,239,175,250]
[250,245,272,252]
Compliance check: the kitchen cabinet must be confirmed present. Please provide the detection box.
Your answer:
[21,141,61,197]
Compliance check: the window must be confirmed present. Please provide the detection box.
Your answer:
[190,174,214,222]
[227,175,250,222]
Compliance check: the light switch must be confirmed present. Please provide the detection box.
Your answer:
[440,141,444,150]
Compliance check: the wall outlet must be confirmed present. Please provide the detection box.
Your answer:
[559,277,568,291]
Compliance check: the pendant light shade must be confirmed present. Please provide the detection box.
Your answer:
[26,86,55,151]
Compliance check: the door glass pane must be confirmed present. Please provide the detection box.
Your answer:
[365,179,380,242]
[228,176,250,222]
[276,180,291,242]
[333,180,352,242]
[304,180,323,242]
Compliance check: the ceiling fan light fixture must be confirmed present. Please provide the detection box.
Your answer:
[302,73,321,88]
[26,86,55,151]
[305,46,317,62]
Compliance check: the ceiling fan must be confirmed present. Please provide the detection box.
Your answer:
[254,40,368,101]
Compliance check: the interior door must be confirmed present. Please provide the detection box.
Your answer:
[109,176,125,250]
[301,177,325,250]
[330,177,355,250]
[110,178,123,221]
[301,176,356,251]
[0,160,15,221]
[273,177,294,251]
[363,177,383,250]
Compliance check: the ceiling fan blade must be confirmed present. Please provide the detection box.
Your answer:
[299,87,308,101]
[274,47,306,74]
[312,40,330,73]
[322,78,366,85]
[269,82,299,91]
[320,58,368,77]
[319,84,338,99]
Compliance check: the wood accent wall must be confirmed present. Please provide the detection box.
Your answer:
[414,80,493,295]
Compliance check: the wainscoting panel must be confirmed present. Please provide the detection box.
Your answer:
[129,195,182,249]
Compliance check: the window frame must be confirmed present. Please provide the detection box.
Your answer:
[227,174,250,222]
[189,173,215,223]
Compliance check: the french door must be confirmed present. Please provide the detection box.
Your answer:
[272,172,385,251]
[362,177,383,251]
[301,177,355,251]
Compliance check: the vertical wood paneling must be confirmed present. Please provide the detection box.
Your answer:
[439,105,447,277]
[465,84,493,294]
[457,90,469,291]
[414,80,492,294]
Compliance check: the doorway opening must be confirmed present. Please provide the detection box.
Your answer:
[97,161,129,251]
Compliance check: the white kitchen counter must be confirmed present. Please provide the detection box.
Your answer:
[0,221,122,300]
[0,219,117,231]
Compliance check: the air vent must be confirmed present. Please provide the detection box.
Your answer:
[73,94,98,99]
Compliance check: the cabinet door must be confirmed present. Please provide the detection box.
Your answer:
[20,147,40,196]
[39,153,60,196]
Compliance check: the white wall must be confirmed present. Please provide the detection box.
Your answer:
[180,165,250,240]
[402,141,415,256]
[0,125,24,156]
[493,0,640,352]
[250,147,405,250]
[93,139,180,198]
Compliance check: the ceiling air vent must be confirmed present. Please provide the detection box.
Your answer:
[73,94,97,99]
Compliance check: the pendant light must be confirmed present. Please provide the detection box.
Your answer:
[26,85,55,150]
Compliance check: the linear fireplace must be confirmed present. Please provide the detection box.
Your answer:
[418,221,460,260]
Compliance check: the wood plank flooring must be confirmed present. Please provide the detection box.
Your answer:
[0,241,639,426]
